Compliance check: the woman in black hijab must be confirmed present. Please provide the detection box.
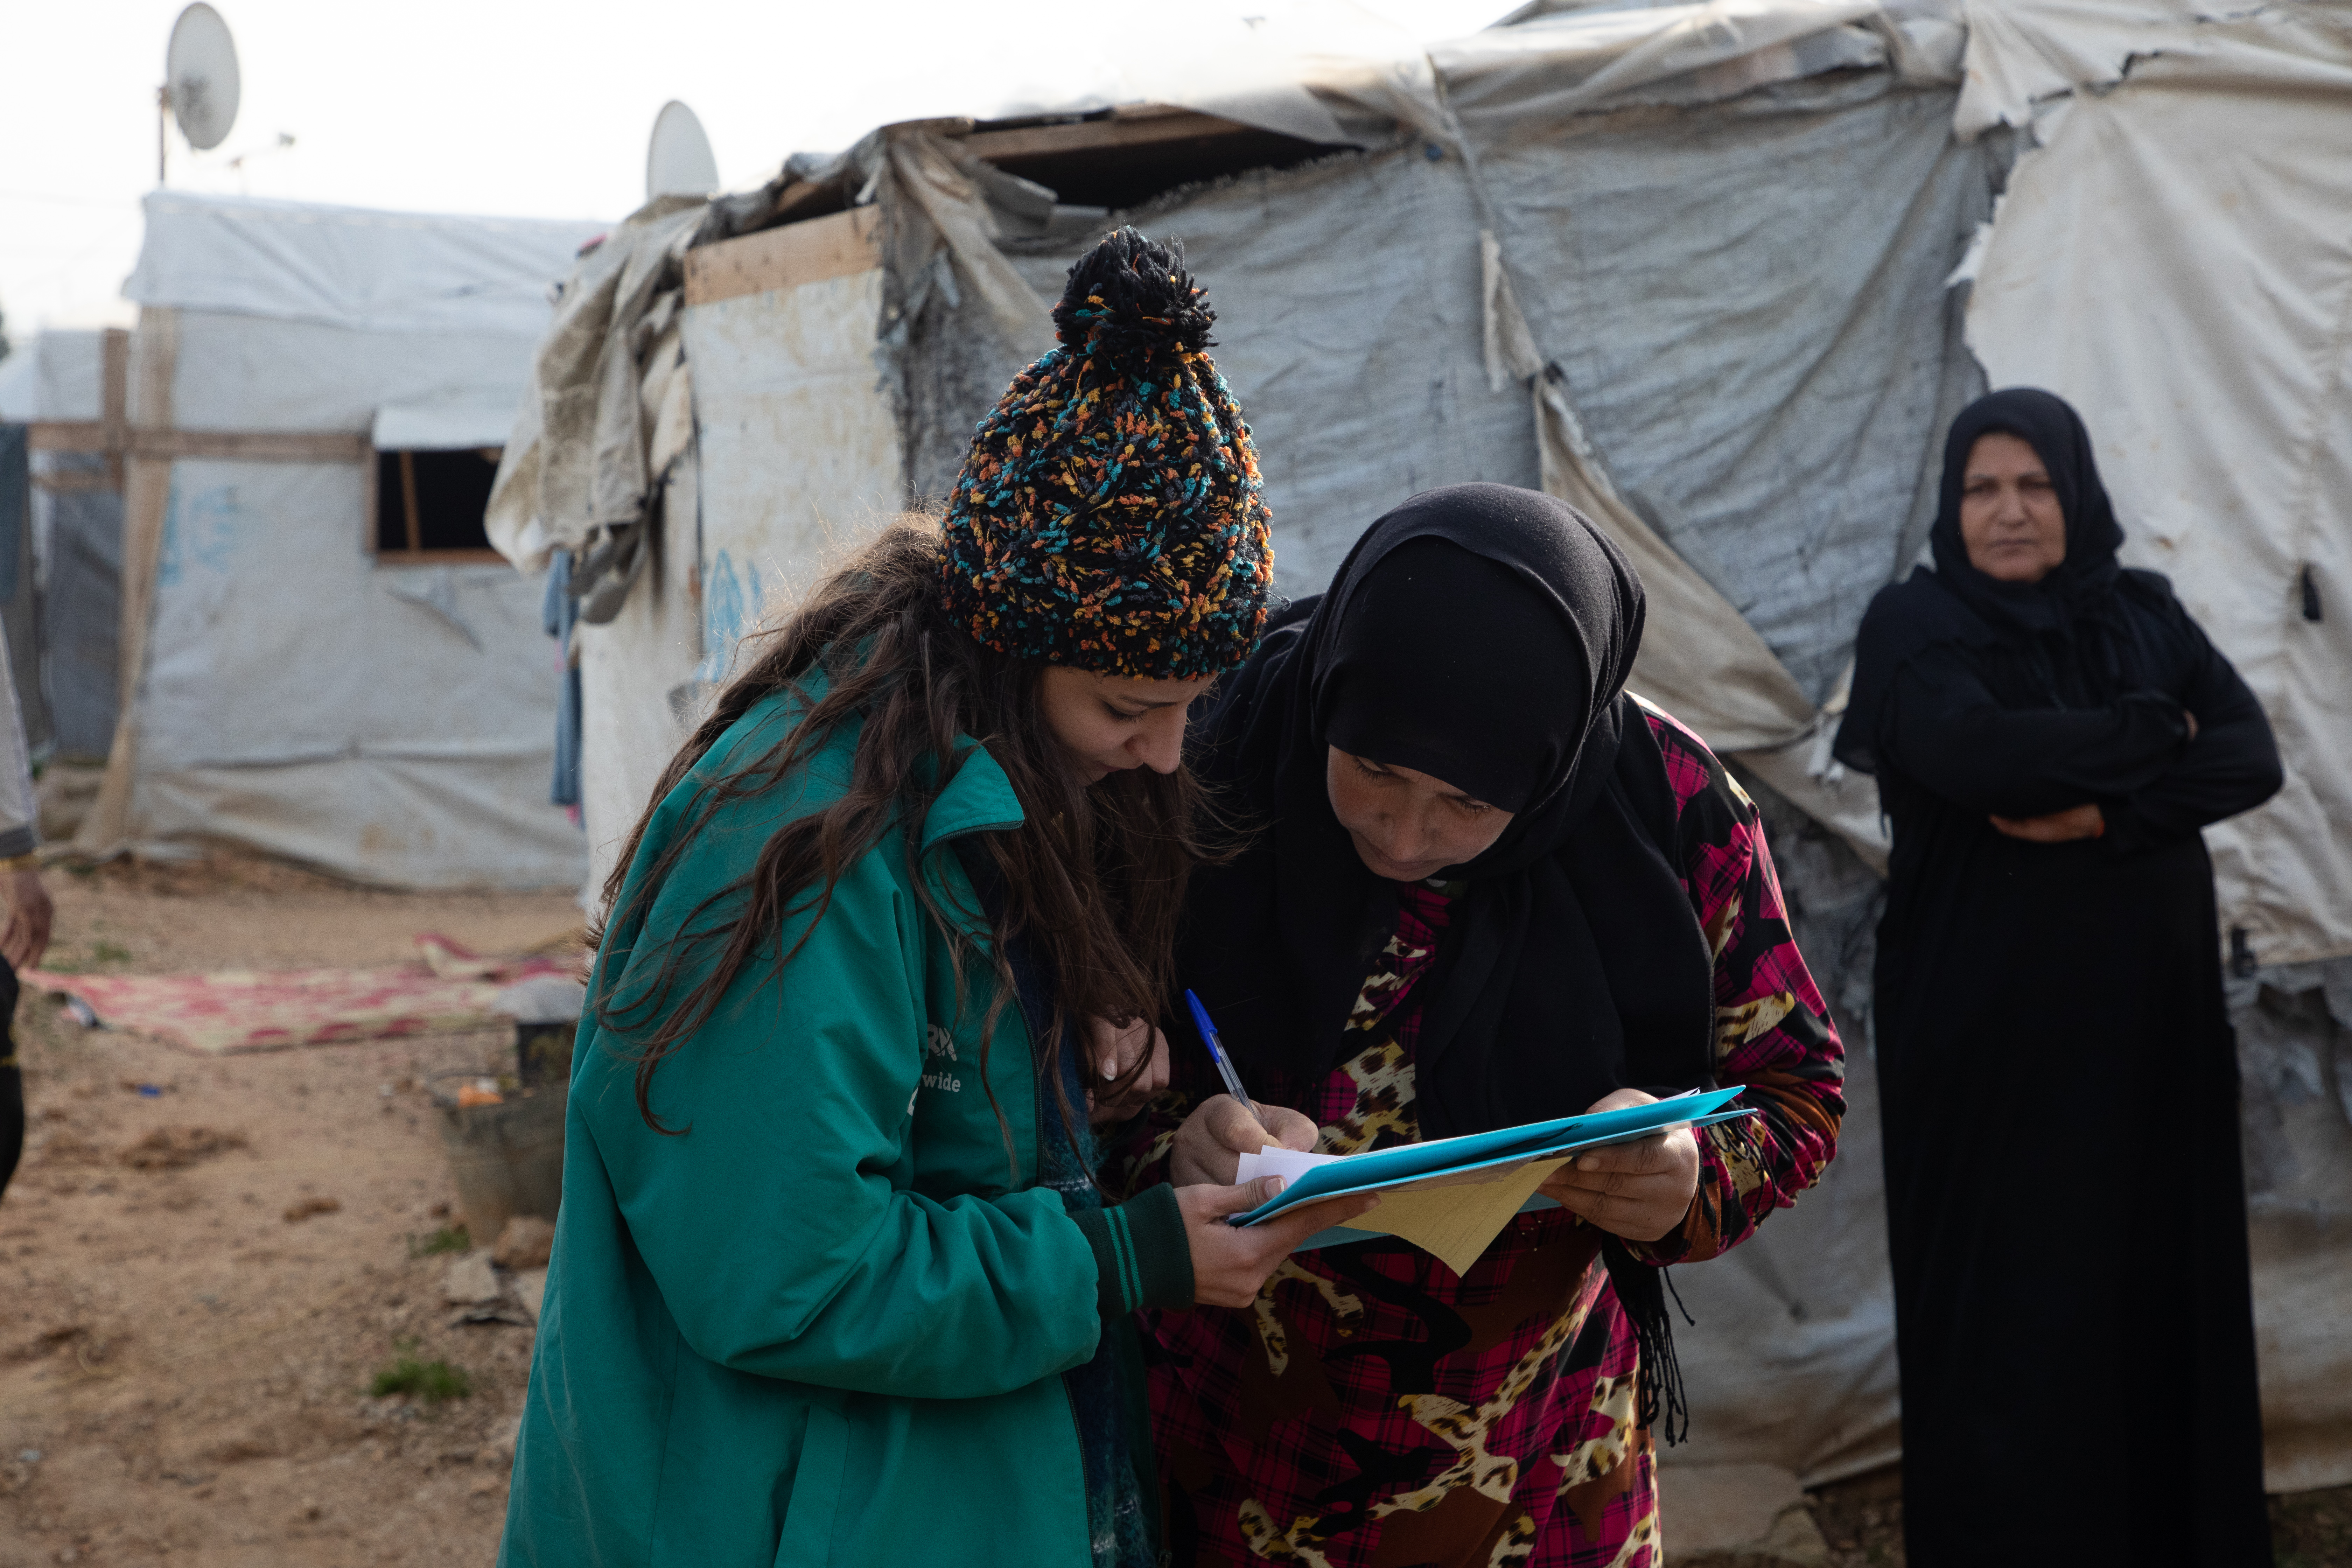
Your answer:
[1119,484,1846,1567]
[1834,389,2283,1567]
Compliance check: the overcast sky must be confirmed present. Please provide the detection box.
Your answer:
[0,0,1514,336]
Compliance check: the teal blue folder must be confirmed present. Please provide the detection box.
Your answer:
[1230,1086,1754,1234]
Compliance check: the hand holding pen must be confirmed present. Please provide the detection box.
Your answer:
[1170,990,1320,1187]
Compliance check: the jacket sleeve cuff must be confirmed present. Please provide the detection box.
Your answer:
[1072,1183,1193,1316]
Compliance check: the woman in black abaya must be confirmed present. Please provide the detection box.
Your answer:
[1834,389,2283,1567]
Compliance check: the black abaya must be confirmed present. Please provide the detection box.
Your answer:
[1836,390,2282,1567]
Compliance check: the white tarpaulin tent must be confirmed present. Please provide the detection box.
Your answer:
[76,192,604,888]
[487,0,2352,1520]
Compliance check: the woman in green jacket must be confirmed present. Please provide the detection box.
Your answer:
[498,230,1373,1568]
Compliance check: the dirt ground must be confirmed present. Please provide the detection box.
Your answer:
[0,855,580,1568]
[1681,1460,2352,1568]
[9,853,2350,1568]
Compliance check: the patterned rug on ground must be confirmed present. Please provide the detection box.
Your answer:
[25,934,580,1055]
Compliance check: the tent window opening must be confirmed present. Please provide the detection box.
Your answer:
[371,447,503,561]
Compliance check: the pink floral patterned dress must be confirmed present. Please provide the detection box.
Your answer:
[1120,704,1844,1567]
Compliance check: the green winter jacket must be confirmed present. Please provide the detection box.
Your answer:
[498,684,1190,1567]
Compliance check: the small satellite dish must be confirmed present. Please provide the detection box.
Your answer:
[646,102,719,202]
[166,4,241,152]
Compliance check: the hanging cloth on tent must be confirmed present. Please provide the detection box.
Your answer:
[542,550,582,810]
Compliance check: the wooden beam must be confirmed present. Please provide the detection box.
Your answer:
[102,327,128,488]
[399,450,423,554]
[78,305,178,856]
[131,429,371,463]
[392,549,507,566]
[958,109,1255,163]
[27,422,108,453]
[31,470,119,494]
[685,206,883,307]
[26,423,367,463]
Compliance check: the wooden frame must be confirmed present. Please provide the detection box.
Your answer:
[364,445,506,566]
[957,106,1253,163]
[684,206,883,307]
[719,103,1332,283]
[30,423,368,464]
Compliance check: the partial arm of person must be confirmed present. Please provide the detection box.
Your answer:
[1545,718,1843,1263]
[587,831,1365,1396]
[1881,643,2188,820]
[1076,1023,1370,1311]
[0,638,48,971]
[1102,1023,1322,1197]
[581,846,1118,1400]
[2103,614,2283,845]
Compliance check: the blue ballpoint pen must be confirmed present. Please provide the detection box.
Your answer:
[1183,989,1257,1118]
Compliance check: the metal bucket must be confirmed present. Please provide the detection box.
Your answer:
[426,1071,566,1239]
[514,1020,578,1088]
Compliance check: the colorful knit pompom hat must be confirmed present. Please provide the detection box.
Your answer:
[938,227,1273,680]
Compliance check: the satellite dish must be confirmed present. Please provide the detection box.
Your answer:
[646,102,719,202]
[166,4,241,152]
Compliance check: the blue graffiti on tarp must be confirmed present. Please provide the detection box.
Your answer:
[697,548,767,685]
[155,482,245,587]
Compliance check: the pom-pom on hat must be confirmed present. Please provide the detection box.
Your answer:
[938,227,1273,680]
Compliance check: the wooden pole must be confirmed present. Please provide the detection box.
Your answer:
[399,450,423,553]
[101,328,129,490]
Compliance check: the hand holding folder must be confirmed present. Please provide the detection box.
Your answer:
[1230,1089,1754,1275]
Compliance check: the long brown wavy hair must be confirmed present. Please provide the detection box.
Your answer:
[592,515,1220,1153]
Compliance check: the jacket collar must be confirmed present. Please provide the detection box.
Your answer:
[920,740,1024,853]
[766,665,1026,853]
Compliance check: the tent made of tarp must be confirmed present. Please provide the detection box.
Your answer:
[72,191,606,888]
[485,0,2352,1513]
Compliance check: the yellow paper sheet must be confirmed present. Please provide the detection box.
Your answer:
[1339,1156,1571,1276]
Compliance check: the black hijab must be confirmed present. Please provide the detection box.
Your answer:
[1836,387,2143,773]
[1176,485,1721,1440]
[1178,483,1717,1141]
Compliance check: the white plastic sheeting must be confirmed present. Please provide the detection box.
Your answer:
[1111,2,1450,150]
[124,192,603,338]
[166,311,532,437]
[1951,0,2276,140]
[1961,0,2352,1488]
[372,400,522,451]
[557,257,906,904]
[1432,0,1892,130]
[91,192,596,888]
[1118,0,1945,150]
[1481,75,1989,709]
[996,149,1540,595]
[484,196,707,571]
[0,330,104,423]
[118,446,582,887]
[682,268,901,618]
[1475,69,1993,864]
[575,458,704,906]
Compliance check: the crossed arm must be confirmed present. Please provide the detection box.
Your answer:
[1889,626,2280,845]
